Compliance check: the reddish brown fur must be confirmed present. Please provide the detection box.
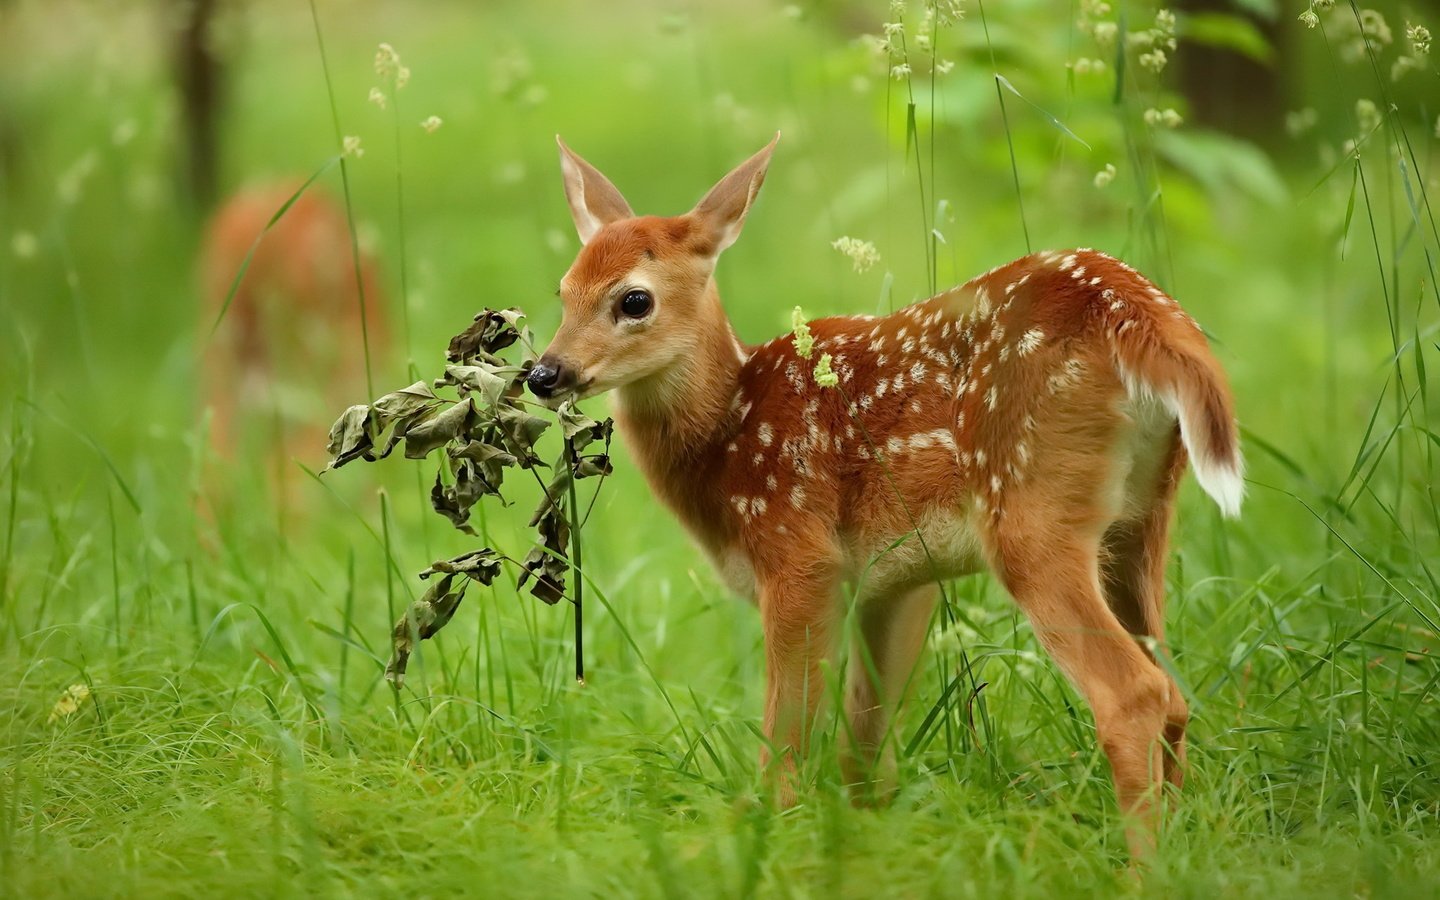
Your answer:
[198,183,387,503]
[546,141,1241,860]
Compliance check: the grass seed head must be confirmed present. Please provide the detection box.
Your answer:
[791,307,815,359]
[831,236,880,273]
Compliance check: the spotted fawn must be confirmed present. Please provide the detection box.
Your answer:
[199,183,387,506]
[529,136,1243,858]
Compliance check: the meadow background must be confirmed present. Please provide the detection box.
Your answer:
[3,0,1440,895]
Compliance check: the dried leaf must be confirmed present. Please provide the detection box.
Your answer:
[518,489,570,604]
[386,574,468,688]
[517,545,567,605]
[573,454,613,479]
[495,405,552,467]
[430,468,477,534]
[372,381,439,419]
[444,363,522,408]
[422,548,503,584]
[325,404,374,469]
[446,308,525,363]
[557,401,613,453]
[403,398,475,459]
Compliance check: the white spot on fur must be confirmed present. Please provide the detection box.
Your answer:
[1047,358,1086,393]
[1018,328,1044,355]
[975,287,992,318]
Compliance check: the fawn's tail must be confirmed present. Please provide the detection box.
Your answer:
[1108,297,1244,518]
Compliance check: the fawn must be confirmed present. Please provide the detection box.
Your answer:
[529,135,1243,858]
[198,182,386,508]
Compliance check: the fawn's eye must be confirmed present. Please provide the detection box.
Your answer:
[618,289,653,319]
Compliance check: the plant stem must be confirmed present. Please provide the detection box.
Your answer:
[565,444,585,684]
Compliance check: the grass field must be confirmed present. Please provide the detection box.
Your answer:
[3,0,1439,895]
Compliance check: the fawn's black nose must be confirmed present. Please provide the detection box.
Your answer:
[526,358,566,398]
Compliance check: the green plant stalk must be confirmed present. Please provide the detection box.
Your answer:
[975,0,1031,253]
[567,447,586,684]
[306,0,376,400]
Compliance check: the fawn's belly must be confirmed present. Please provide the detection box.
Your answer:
[843,500,987,598]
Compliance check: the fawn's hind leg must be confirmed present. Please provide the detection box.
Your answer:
[990,526,1174,860]
[1100,433,1190,787]
[841,584,938,800]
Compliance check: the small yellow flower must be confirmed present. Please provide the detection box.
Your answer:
[420,115,443,133]
[396,66,411,89]
[1139,49,1167,71]
[48,683,91,725]
[791,307,815,359]
[831,236,881,273]
[375,42,401,78]
[890,63,912,80]
[1093,163,1117,188]
[368,87,387,109]
[342,135,364,158]
[1299,9,1319,28]
[1408,22,1431,54]
[813,353,839,388]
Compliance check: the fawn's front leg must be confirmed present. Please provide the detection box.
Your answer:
[757,557,842,805]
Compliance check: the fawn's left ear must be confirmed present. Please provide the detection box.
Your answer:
[690,132,780,255]
[557,136,636,245]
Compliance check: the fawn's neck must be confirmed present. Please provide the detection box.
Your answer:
[614,280,744,537]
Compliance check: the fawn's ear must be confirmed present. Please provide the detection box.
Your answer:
[690,133,780,255]
[557,137,635,244]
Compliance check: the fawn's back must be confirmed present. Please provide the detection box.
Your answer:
[689,247,1239,600]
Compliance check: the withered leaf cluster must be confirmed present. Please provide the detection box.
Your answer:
[324,308,612,688]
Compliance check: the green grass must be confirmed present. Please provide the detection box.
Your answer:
[3,0,1440,896]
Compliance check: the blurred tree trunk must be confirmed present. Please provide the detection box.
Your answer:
[0,0,18,197]
[1176,0,1286,144]
[173,0,225,211]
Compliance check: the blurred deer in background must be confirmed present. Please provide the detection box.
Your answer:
[198,182,387,510]
[528,135,1243,859]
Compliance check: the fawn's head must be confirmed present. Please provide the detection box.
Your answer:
[527,135,778,404]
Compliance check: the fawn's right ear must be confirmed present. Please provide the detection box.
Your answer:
[557,137,635,245]
[689,133,780,255]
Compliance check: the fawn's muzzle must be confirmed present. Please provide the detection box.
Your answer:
[526,357,574,399]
